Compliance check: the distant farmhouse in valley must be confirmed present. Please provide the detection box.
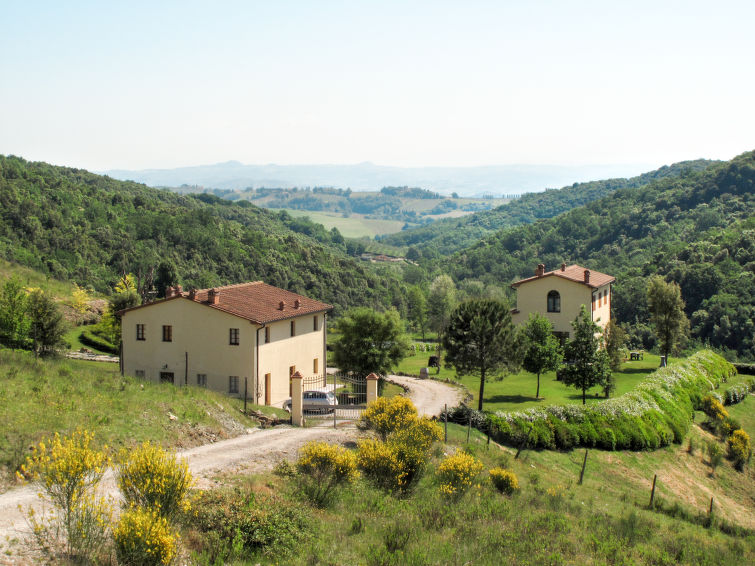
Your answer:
[119,282,331,407]
[511,263,615,340]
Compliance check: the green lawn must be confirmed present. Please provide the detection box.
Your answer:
[397,347,668,412]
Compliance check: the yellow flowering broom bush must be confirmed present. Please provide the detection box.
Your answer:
[727,429,752,471]
[21,430,112,562]
[114,506,179,566]
[437,451,483,499]
[296,441,359,506]
[357,416,442,491]
[117,442,193,521]
[489,467,519,495]
[360,396,418,440]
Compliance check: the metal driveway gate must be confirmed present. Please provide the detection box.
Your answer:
[301,371,367,423]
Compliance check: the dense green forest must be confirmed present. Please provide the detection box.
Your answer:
[0,156,407,316]
[380,159,717,256]
[436,151,755,360]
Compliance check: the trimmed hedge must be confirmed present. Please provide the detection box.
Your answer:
[446,351,736,452]
[732,362,755,376]
[722,378,755,406]
[79,329,119,355]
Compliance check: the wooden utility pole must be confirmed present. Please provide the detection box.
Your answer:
[649,474,657,508]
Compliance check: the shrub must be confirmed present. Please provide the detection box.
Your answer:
[20,430,111,562]
[437,451,483,499]
[727,429,752,471]
[114,506,179,566]
[295,441,359,506]
[701,395,728,419]
[707,441,723,474]
[357,416,441,492]
[117,442,193,521]
[489,467,519,495]
[361,396,418,440]
[78,328,119,355]
[686,437,697,455]
[190,488,311,559]
[723,380,754,405]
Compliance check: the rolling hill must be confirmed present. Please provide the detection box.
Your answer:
[380,159,718,256]
[438,150,755,359]
[0,156,407,316]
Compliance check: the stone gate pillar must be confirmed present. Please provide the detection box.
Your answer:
[366,372,379,404]
[291,370,304,426]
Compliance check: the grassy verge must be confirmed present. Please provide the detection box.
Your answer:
[0,349,288,490]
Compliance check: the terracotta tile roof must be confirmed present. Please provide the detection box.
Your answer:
[511,264,615,290]
[120,281,332,324]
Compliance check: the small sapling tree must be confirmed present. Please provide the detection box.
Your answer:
[560,306,611,405]
[520,313,562,399]
[647,276,689,362]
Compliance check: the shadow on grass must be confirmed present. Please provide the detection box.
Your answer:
[618,366,658,375]
[565,393,605,402]
[486,394,542,405]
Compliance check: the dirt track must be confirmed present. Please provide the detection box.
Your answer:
[0,376,462,560]
[385,374,465,416]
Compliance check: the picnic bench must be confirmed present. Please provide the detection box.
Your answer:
[630,351,644,361]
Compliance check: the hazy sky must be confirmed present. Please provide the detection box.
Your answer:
[1,1,753,171]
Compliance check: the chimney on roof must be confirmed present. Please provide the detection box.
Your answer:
[188,289,197,301]
[279,301,286,310]
[208,288,220,305]
[561,263,566,272]
[535,264,545,277]
[294,299,301,309]
[584,269,590,283]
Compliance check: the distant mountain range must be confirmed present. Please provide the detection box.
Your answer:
[103,161,655,196]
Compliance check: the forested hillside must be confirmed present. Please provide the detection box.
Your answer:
[0,156,407,315]
[440,151,755,360]
[381,159,716,256]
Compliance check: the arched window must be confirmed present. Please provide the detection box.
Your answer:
[547,290,561,313]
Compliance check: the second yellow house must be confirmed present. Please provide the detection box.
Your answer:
[511,263,615,339]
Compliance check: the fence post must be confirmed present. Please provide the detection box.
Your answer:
[709,496,714,515]
[649,474,657,509]
[578,450,588,485]
[291,371,304,427]
[366,372,379,404]
[444,403,448,443]
[466,414,471,443]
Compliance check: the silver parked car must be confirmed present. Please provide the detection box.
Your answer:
[283,390,338,413]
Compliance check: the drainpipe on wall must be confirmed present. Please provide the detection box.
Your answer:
[323,313,328,387]
[255,323,266,405]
